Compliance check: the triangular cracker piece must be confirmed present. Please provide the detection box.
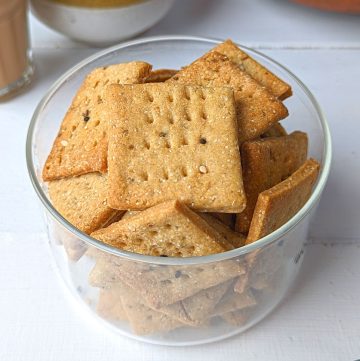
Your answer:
[168,51,288,142]
[247,158,320,243]
[91,200,233,257]
[105,83,245,212]
[213,39,292,100]
[43,61,152,181]
[236,131,308,233]
[48,172,123,235]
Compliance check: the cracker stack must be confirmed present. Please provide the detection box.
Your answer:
[42,40,321,335]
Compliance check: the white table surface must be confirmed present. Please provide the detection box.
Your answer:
[1,0,360,360]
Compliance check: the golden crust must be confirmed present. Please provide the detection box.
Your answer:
[42,62,152,181]
[246,158,320,244]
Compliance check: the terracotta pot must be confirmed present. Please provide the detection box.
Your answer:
[292,0,360,13]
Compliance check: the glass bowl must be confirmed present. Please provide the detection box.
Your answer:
[26,36,332,346]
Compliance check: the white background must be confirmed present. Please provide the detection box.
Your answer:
[1,0,360,360]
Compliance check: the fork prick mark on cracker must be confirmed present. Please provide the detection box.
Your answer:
[246,158,320,244]
[168,51,289,142]
[42,61,152,181]
[91,200,234,257]
[213,39,292,100]
[105,83,246,212]
[236,131,308,233]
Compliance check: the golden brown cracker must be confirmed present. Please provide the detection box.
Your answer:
[168,51,288,142]
[105,83,245,212]
[48,172,123,235]
[42,62,152,181]
[200,213,246,249]
[236,131,308,233]
[146,69,178,83]
[91,200,234,257]
[118,282,184,335]
[246,158,320,244]
[213,39,292,100]
[109,258,245,309]
[97,288,127,321]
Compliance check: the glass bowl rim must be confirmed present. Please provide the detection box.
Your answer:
[26,35,332,266]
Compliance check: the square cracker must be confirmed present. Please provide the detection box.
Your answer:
[96,256,245,309]
[247,158,320,244]
[97,288,127,321]
[236,131,308,233]
[117,282,184,335]
[91,200,234,257]
[213,39,292,100]
[168,51,288,142]
[105,83,245,212]
[48,172,123,235]
[42,62,152,181]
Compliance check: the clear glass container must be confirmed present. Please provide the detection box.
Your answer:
[26,36,332,346]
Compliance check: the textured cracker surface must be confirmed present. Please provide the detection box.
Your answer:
[168,51,289,142]
[236,131,308,233]
[105,83,245,212]
[107,258,245,308]
[118,282,183,335]
[213,39,292,100]
[91,200,233,257]
[146,69,178,83]
[42,62,152,181]
[247,158,320,243]
[97,288,127,321]
[200,213,246,249]
[48,172,121,234]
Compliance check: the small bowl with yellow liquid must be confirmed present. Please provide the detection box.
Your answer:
[31,0,176,46]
